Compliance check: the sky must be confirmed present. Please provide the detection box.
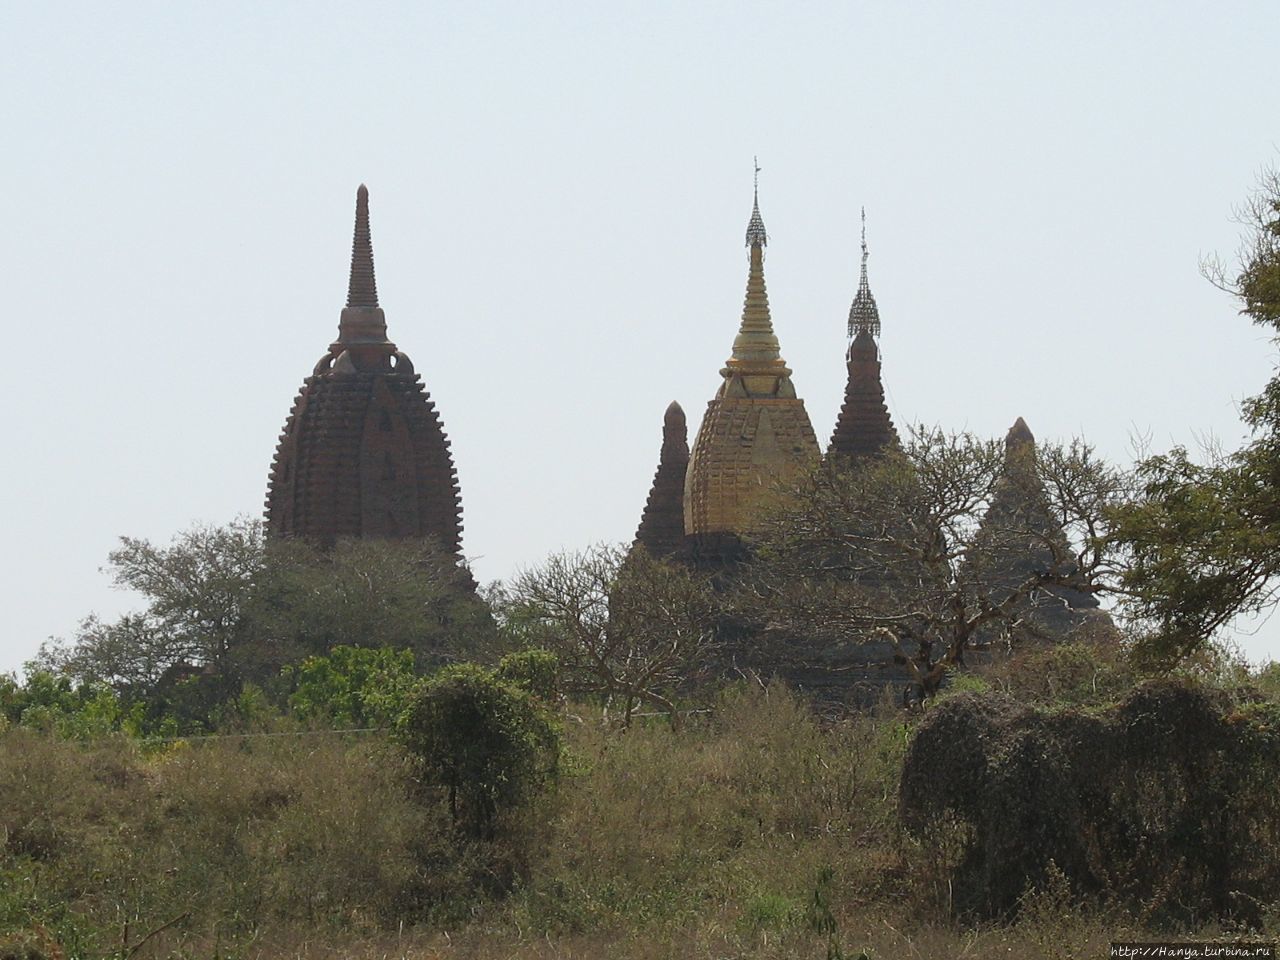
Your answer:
[2,0,1280,675]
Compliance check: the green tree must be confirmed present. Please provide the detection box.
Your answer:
[287,645,417,728]
[1,670,140,738]
[41,521,489,721]
[396,664,558,838]
[1111,168,1280,666]
[36,519,264,696]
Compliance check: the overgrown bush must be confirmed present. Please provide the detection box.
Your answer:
[496,648,560,704]
[397,664,559,839]
[899,679,1280,925]
[0,671,144,738]
[511,683,910,939]
[287,645,417,728]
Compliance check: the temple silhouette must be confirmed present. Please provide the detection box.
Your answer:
[259,181,1103,707]
[636,186,903,568]
[681,172,820,567]
[265,186,463,557]
[828,209,899,462]
[630,175,1106,705]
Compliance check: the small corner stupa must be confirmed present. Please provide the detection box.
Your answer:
[827,209,898,463]
[683,163,820,565]
[634,401,690,560]
[264,185,463,556]
[968,417,1102,642]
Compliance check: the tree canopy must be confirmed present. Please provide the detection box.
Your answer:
[1111,168,1280,666]
[35,520,489,721]
[739,427,1125,700]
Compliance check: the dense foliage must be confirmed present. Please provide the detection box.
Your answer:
[901,680,1280,924]
[397,662,559,839]
[30,522,489,732]
[287,645,418,728]
[3,655,1277,960]
[1112,168,1280,665]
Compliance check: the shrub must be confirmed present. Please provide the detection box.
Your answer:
[287,645,417,728]
[496,648,559,703]
[899,680,1280,925]
[397,664,559,839]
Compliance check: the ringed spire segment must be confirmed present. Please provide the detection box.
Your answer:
[848,206,881,341]
[727,161,785,375]
[745,156,768,248]
[346,184,379,309]
[334,183,394,363]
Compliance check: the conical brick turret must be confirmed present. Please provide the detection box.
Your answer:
[265,186,464,556]
[634,401,690,559]
[828,210,899,462]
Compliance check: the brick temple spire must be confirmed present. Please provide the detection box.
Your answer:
[331,184,394,370]
[1006,416,1036,453]
[266,186,465,558]
[346,184,379,309]
[634,401,690,559]
[684,164,820,566]
[828,209,899,462]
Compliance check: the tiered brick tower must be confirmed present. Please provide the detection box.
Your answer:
[265,186,463,555]
[634,401,690,560]
[683,173,820,565]
[828,211,899,462]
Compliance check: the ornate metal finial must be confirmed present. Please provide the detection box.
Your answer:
[847,206,880,340]
[745,157,768,248]
[346,184,379,309]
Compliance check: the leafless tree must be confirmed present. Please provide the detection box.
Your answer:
[504,544,719,728]
[737,426,1128,703]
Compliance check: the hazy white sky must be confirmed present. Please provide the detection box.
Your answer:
[3,0,1279,675]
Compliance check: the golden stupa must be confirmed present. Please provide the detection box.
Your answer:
[683,172,820,563]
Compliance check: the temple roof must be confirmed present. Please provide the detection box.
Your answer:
[346,184,379,309]
[1006,416,1035,451]
[847,208,880,341]
[332,185,394,367]
[967,418,1098,612]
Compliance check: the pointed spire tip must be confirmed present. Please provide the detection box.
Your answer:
[847,206,880,341]
[345,183,379,310]
[745,158,767,248]
[1006,417,1036,449]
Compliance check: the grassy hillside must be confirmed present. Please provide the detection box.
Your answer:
[3,646,1278,959]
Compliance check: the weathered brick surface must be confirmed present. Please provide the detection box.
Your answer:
[827,329,898,461]
[264,186,463,556]
[634,401,690,559]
